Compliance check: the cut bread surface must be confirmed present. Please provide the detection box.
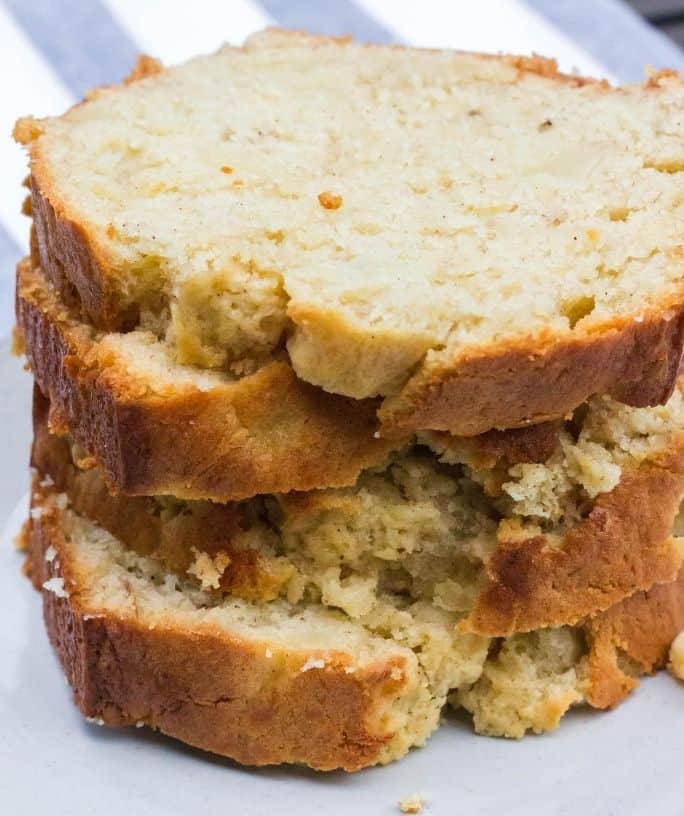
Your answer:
[18,30,684,435]
[32,376,684,637]
[27,485,684,768]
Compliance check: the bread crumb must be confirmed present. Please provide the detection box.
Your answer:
[318,191,343,210]
[265,648,273,658]
[669,630,684,680]
[40,474,55,488]
[300,656,326,672]
[344,666,356,674]
[86,716,105,726]
[11,326,26,357]
[83,613,104,620]
[44,545,57,563]
[220,165,233,174]
[187,547,231,590]
[124,54,163,84]
[135,721,145,728]
[42,577,69,598]
[12,116,44,144]
[398,793,425,813]
[30,507,43,520]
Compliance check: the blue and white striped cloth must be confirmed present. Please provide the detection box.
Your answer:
[2,0,683,336]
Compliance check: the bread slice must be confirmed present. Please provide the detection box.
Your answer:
[16,29,684,436]
[24,484,684,767]
[16,259,394,500]
[32,379,684,637]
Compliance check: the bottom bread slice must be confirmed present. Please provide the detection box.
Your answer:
[25,488,684,771]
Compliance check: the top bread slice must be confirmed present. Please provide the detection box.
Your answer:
[16,29,684,437]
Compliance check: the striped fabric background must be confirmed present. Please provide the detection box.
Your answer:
[2,0,683,337]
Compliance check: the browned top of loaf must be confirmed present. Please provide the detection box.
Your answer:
[16,259,396,500]
[30,387,292,601]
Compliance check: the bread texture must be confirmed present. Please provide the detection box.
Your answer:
[16,259,394,500]
[16,29,684,437]
[25,486,684,767]
[32,381,684,637]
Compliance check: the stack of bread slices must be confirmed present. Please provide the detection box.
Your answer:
[12,29,684,771]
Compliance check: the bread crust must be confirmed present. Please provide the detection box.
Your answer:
[462,442,684,636]
[422,420,564,470]
[16,260,395,501]
[27,505,415,772]
[379,310,684,437]
[30,387,293,601]
[29,173,133,330]
[585,568,684,708]
[26,498,684,767]
[19,36,684,438]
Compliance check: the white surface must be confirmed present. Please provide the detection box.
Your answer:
[0,347,683,815]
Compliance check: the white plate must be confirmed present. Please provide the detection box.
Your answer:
[1,342,682,816]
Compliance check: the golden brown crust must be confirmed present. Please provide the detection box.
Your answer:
[16,259,395,501]
[462,443,684,636]
[425,419,564,470]
[27,504,411,772]
[584,568,684,709]
[31,387,291,600]
[29,174,137,330]
[380,313,684,438]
